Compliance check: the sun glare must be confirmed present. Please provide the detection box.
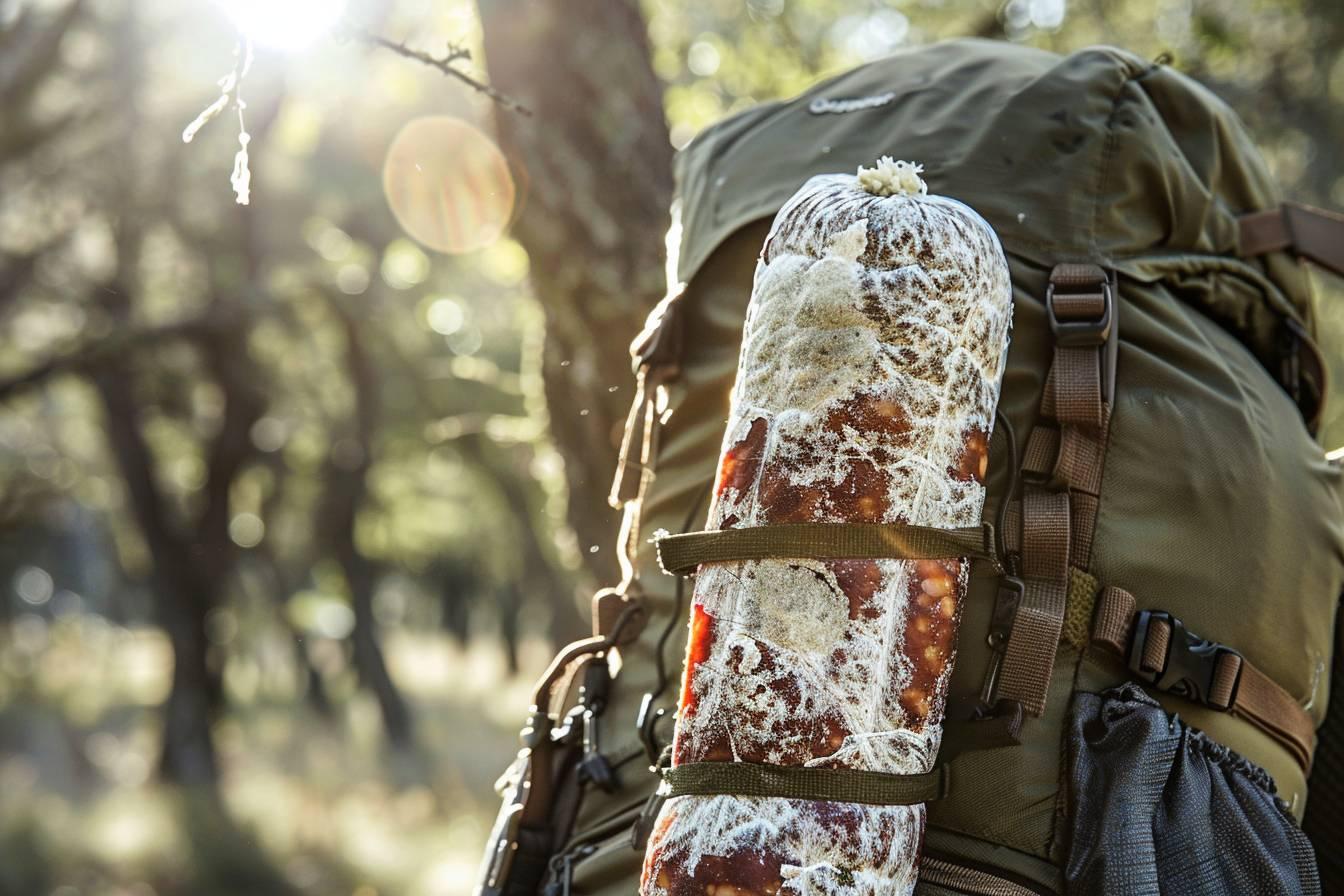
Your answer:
[218,0,348,51]
[383,116,517,256]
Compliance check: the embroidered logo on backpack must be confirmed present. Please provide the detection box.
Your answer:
[808,91,896,114]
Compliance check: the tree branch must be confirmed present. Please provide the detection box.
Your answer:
[0,313,228,402]
[351,28,532,116]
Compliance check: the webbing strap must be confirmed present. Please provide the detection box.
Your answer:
[663,761,948,805]
[995,489,1071,716]
[1091,585,1316,774]
[991,265,1115,717]
[1052,346,1106,431]
[654,521,1001,576]
[1238,203,1344,279]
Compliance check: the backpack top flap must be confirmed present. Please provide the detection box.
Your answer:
[671,39,1315,385]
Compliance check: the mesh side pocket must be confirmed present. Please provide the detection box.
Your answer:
[1064,683,1319,896]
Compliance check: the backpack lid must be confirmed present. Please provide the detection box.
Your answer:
[671,40,1316,364]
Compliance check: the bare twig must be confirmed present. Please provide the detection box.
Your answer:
[352,28,532,116]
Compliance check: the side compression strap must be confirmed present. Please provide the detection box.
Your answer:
[1092,585,1315,775]
[663,761,949,806]
[653,521,1001,576]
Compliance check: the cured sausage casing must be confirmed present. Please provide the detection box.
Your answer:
[639,160,1013,896]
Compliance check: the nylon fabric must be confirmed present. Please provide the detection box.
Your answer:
[1089,285,1343,722]
[1064,684,1319,895]
[653,521,999,576]
[1090,585,1135,655]
[1087,585,1316,774]
[1050,293,1106,320]
[662,762,948,806]
[672,41,1320,378]
[1051,348,1105,430]
[1208,653,1241,709]
[1139,619,1170,675]
[477,40,1344,896]
[996,490,1071,715]
[1238,204,1344,279]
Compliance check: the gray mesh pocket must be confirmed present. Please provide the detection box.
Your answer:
[1064,683,1319,895]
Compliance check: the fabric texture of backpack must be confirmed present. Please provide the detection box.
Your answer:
[476,39,1344,896]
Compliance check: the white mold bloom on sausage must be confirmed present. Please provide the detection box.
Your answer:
[640,162,1012,896]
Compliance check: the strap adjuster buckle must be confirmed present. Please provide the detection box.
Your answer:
[1045,277,1113,347]
[1045,267,1119,405]
[1127,610,1242,710]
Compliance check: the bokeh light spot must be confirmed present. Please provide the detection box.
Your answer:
[382,116,516,255]
[15,566,53,605]
[229,512,265,548]
[426,297,466,335]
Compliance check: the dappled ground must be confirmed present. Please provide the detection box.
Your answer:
[0,616,544,896]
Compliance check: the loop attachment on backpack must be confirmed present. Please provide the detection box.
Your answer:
[652,521,1001,577]
[660,760,949,806]
[1044,264,1118,410]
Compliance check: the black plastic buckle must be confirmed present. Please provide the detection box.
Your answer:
[1046,277,1112,346]
[1045,271,1118,405]
[974,574,1025,728]
[1127,610,1241,710]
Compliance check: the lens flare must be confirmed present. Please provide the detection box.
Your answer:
[217,0,346,51]
[382,116,516,255]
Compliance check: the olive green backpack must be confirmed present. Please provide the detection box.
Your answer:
[477,40,1344,896]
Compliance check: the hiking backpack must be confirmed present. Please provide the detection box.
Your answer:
[477,39,1344,896]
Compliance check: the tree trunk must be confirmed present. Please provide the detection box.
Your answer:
[477,0,673,589]
[323,302,415,748]
[341,538,414,747]
[90,362,220,788]
[457,432,588,644]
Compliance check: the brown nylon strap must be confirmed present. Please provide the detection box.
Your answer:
[608,367,650,508]
[1140,618,1170,675]
[1055,430,1106,498]
[1051,263,1109,289]
[654,522,1001,576]
[1209,653,1241,708]
[662,761,949,806]
[1238,203,1344,279]
[1088,586,1316,774]
[1019,490,1070,582]
[983,264,1114,717]
[995,489,1071,716]
[1090,585,1134,654]
[1233,662,1314,774]
[1052,346,1106,430]
[1051,292,1106,320]
[1021,426,1059,480]
[1067,492,1102,569]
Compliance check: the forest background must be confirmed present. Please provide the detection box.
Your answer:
[1,0,1341,893]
